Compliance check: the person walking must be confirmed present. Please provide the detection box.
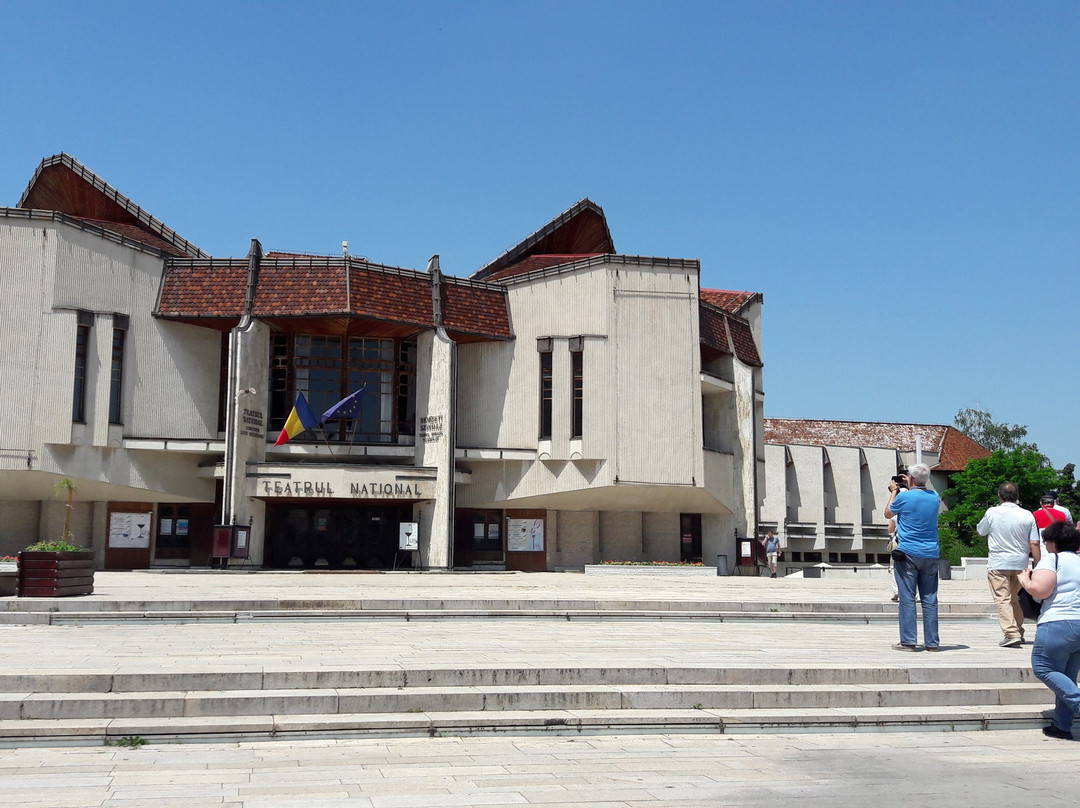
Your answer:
[977,482,1040,647]
[885,463,941,651]
[1017,521,1080,739]
[764,531,780,578]
[1052,491,1074,525]
[1035,494,1068,556]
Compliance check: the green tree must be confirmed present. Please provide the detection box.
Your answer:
[938,448,1060,565]
[953,407,1038,454]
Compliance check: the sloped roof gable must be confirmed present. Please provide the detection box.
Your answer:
[18,153,205,258]
[473,199,614,280]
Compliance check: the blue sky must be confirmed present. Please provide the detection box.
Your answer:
[2,1,1077,467]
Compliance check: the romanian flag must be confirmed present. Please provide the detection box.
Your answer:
[274,391,319,446]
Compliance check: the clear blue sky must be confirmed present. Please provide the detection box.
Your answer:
[3,1,1077,467]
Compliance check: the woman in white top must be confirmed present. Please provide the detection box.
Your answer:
[1018,521,1080,739]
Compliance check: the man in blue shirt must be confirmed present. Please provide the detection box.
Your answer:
[885,463,942,651]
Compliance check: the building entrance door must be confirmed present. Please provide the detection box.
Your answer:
[264,501,413,569]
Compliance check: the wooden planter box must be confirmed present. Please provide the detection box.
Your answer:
[17,551,95,597]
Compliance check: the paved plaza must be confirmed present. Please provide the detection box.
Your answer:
[1,570,1077,806]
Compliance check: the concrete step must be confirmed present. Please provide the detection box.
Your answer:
[0,597,995,625]
[0,664,1039,694]
[0,681,1049,721]
[0,704,1051,748]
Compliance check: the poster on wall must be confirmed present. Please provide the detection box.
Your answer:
[399,522,419,551]
[109,512,153,549]
[507,518,544,552]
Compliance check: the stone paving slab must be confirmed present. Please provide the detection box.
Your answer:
[0,569,995,607]
[0,731,1076,807]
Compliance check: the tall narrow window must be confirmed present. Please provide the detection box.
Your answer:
[570,338,583,439]
[538,339,553,440]
[72,310,93,423]
[108,314,129,425]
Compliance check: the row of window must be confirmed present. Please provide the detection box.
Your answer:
[269,334,417,442]
[72,311,127,425]
[538,338,583,441]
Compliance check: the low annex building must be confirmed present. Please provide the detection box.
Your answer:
[761,418,990,567]
[0,154,765,571]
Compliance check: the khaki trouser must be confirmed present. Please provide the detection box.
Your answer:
[987,569,1024,640]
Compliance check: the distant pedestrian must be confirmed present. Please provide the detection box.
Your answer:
[764,531,780,578]
[1035,494,1068,556]
[1052,491,1074,525]
[887,474,908,602]
[1017,521,1080,740]
[885,463,941,652]
[976,482,1040,648]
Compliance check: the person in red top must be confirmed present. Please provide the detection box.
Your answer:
[1035,494,1067,553]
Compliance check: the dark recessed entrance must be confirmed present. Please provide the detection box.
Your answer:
[264,501,414,570]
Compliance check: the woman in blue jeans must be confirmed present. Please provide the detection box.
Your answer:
[1018,520,1080,739]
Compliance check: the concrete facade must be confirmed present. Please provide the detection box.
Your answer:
[0,155,764,573]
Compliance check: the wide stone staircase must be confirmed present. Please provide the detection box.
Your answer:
[0,588,1052,747]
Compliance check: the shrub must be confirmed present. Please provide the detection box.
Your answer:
[23,539,88,552]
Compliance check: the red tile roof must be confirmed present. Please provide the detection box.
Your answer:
[938,428,994,472]
[701,289,756,314]
[69,216,190,257]
[699,306,730,355]
[698,301,762,367]
[442,282,512,338]
[157,260,248,319]
[727,316,761,366]
[763,418,990,471]
[483,254,603,282]
[157,256,511,340]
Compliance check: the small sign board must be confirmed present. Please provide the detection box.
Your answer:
[108,512,153,549]
[507,518,544,552]
[399,522,419,551]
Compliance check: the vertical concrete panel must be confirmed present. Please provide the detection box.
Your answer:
[613,287,698,485]
[0,223,53,452]
[642,512,679,562]
[788,446,825,526]
[827,446,862,525]
[599,510,643,562]
[552,510,598,569]
[761,444,788,525]
[0,501,41,555]
[703,512,737,572]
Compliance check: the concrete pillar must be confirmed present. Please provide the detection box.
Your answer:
[415,329,455,568]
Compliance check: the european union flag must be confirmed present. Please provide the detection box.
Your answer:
[321,386,365,425]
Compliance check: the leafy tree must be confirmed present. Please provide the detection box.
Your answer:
[953,407,1039,454]
[938,448,1060,565]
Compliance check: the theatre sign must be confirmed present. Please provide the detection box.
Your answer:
[248,464,437,501]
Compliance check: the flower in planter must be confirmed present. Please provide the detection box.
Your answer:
[22,540,88,553]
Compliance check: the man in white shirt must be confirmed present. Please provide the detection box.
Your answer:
[1052,491,1074,524]
[977,482,1041,648]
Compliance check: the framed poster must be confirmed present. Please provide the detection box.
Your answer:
[507,518,543,552]
[399,522,419,551]
[108,512,153,549]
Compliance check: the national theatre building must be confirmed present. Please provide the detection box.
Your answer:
[0,154,765,571]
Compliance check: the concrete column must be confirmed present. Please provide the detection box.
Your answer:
[415,329,455,569]
[222,320,269,563]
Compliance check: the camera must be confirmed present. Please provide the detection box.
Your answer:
[891,474,908,489]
